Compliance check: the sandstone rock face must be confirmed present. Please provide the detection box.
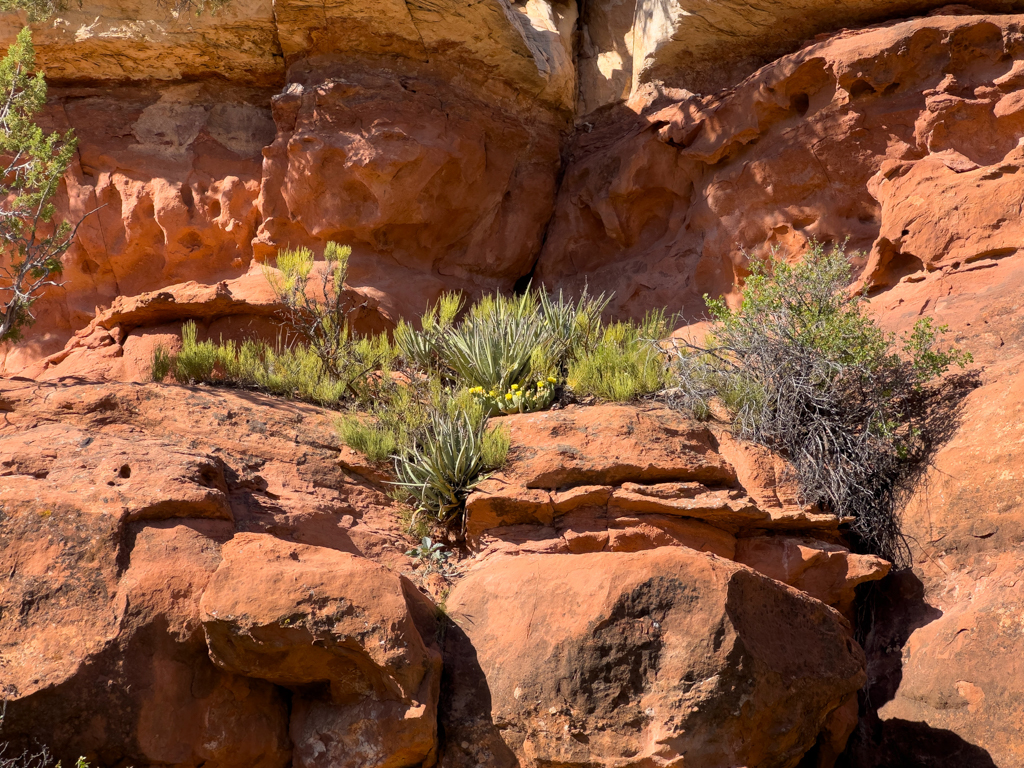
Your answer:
[0,0,282,83]
[442,549,866,768]
[0,377,885,766]
[4,2,1024,765]
[201,535,442,768]
[837,251,1024,767]
[1,81,276,371]
[466,404,889,617]
[0,378,430,765]
[539,13,1024,320]
[252,69,562,323]
[576,1,1024,113]
[0,0,575,374]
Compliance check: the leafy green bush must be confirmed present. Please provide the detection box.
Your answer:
[671,241,975,565]
[153,254,682,534]
[338,415,399,464]
[567,310,671,401]
[151,344,172,382]
[405,536,449,569]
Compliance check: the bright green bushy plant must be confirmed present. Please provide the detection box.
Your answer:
[153,257,682,534]
[671,240,975,565]
[0,28,79,342]
[155,320,393,408]
[567,309,671,401]
[173,321,218,383]
[396,285,672,413]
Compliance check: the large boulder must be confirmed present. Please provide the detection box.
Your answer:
[441,548,867,768]
[200,534,442,768]
[0,377,428,765]
[0,505,291,767]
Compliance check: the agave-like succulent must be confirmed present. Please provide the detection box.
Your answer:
[405,536,449,564]
[392,410,489,527]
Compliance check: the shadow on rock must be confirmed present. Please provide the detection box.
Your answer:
[437,619,518,768]
[837,569,996,767]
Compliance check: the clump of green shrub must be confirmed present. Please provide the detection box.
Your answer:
[671,240,976,565]
[393,409,509,529]
[394,285,667,412]
[150,320,385,407]
[567,310,672,401]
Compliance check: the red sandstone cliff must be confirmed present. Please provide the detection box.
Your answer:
[1,2,1023,766]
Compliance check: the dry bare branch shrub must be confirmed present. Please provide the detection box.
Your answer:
[670,241,978,567]
[0,746,56,768]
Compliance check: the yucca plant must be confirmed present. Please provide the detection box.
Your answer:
[395,291,463,370]
[393,410,490,527]
[538,285,610,363]
[438,291,556,393]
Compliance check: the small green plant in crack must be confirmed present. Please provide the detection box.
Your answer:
[406,536,449,569]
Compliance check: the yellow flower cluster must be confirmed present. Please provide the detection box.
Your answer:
[467,376,558,415]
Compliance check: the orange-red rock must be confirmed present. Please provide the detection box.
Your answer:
[442,549,866,768]
[537,13,1024,321]
[201,534,442,768]
[466,403,885,616]
[252,71,563,328]
[840,251,1024,766]
[0,0,576,375]
[0,377,426,765]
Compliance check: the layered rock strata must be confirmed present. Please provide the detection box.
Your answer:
[0,378,877,766]
[442,549,866,768]
[12,6,1024,373]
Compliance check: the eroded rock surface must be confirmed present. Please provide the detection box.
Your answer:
[2,2,1024,765]
[441,549,866,768]
[466,404,888,616]
[0,0,575,373]
[837,251,1024,767]
[539,13,1024,320]
[0,378,426,765]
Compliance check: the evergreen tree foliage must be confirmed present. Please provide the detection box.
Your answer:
[0,28,77,343]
